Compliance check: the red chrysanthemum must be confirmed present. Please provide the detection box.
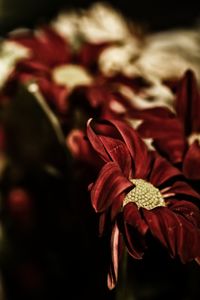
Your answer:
[131,70,200,180]
[86,118,200,289]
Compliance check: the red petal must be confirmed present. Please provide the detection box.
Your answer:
[169,200,200,227]
[176,70,200,134]
[98,135,132,177]
[90,162,132,212]
[123,203,148,235]
[107,223,121,290]
[183,141,200,180]
[106,119,150,178]
[138,118,185,165]
[12,27,71,67]
[150,154,181,187]
[143,208,168,249]
[143,207,200,262]
[168,180,200,200]
[175,214,200,263]
[123,221,146,259]
[87,119,110,162]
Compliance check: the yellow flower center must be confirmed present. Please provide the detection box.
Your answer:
[123,179,166,210]
[52,64,93,90]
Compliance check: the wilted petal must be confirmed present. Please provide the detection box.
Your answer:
[90,162,132,212]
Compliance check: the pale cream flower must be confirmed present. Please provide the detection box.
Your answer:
[79,2,133,43]
[135,29,200,83]
[99,40,140,76]
[51,11,80,48]
[0,41,30,89]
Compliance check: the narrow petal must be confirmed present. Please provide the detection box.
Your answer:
[107,223,120,290]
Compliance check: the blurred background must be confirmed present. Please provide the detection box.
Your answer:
[1,0,200,34]
[1,1,200,300]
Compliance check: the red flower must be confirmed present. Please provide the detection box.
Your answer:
[133,70,200,180]
[86,118,200,289]
[4,27,72,116]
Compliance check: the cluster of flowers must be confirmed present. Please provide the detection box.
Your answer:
[0,2,200,292]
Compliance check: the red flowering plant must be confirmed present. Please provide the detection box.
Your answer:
[127,70,200,182]
[85,118,200,289]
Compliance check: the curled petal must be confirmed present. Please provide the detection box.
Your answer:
[106,119,150,178]
[90,162,132,212]
[87,119,110,162]
[98,135,132,177]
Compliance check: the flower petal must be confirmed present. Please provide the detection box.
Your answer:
[122,221,146,259]
[183,141,200,180]
[176,70,200,134]
[107,223,121,290]
[87,119,110,162]
[106,119,150,178]
[149,154,181,187]
[90,162,132,212]
[123,203,148,235]
[98,135,132,177]
[168,180,200,200]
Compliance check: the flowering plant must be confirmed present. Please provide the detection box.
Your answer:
[0,2,200,300]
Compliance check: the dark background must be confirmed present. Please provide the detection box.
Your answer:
[1,0,200,34]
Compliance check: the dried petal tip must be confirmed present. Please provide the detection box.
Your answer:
[123,179,166,210]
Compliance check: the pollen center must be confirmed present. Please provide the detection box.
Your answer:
[123,179,166,210]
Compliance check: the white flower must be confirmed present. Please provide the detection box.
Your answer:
[135,29,200,82]
[79,2,133,43]
[0,41,30,89]
[51,11,80,48]
[99,40,140,76]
